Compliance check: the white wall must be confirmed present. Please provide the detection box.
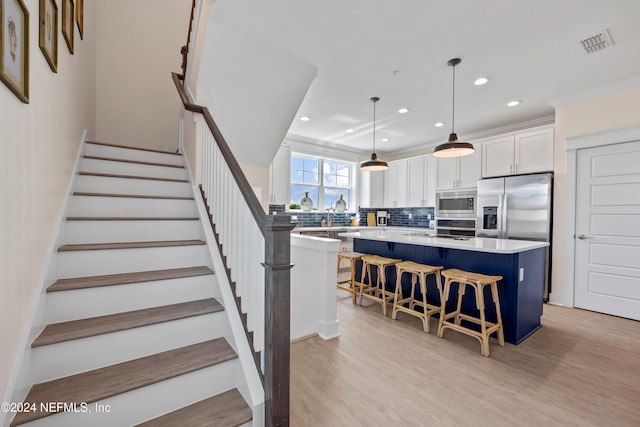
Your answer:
[0,0,96,404]
[549,84,640,305]
[95,0,192,151]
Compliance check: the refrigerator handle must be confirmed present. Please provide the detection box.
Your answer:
[497,194,503,239]
[501,194,508,239]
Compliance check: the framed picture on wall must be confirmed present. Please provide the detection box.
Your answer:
[39,0,58,72]
[0,0,29,103]
[62,0,73,54]
[75,0,82,40]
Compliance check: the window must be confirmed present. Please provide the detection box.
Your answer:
[290,154,354,211]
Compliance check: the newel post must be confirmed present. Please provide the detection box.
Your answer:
[262,214,295,427]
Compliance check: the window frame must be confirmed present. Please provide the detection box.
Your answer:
[289,152,357,212]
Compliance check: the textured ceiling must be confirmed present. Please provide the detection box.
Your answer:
[205,0,640,157]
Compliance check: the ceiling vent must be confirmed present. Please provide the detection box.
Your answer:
[576,29,614,54]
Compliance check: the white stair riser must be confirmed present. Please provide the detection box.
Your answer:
[75,175,192,197]
[81,157,187,180]
[23,360,239,427]
[31,312,229,383]
[57,246,210,278]
[46,275,219,323]
[63,220,203,244]
[85,144,183,166]
[68,196,198,217]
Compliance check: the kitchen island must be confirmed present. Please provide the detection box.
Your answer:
[338,229,549,345]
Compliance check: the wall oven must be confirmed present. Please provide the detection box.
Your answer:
[435,191,476,237]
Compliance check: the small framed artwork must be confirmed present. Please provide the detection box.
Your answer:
[39,0,58,72]
[61,0,73,54]
[0,0,29,103]
[75,0,82,40]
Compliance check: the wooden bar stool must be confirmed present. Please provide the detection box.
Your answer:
[337,251,365,304]
[437,269,505,357]
[392,261,444,333]
[357,255,401,316]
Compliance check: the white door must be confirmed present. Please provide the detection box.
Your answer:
[574,140,640,320]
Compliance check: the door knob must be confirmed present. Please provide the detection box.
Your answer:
[577,234,592,240]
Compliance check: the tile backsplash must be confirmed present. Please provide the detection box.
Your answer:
[269,204,434,228]
[358,207,434,228]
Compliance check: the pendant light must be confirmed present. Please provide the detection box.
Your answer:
[432,58,475,158]
[360,97,389,171]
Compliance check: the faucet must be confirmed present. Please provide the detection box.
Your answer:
[326,201,336,227]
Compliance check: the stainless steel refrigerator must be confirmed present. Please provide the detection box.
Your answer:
[476,173,553,300]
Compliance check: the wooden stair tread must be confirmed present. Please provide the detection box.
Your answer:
[83,155,185,169]
[135,389,252,427]
[79,171,188,183]
[86,141,182,156]
[32,299,223,347]
[58,240,205,251]
[11,339,236,426]
[66,216,199,221]
[73,191,194,200]
[48,266,215,292]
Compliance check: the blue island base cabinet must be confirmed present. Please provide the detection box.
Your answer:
[353,239,545,345]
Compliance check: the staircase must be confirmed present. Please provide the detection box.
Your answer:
[9,141,254,427]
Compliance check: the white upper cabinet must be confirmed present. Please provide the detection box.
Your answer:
[482,126,554,178]
[514,126,554,174]
[436,142,482,191]
[481,136,515,177]
[383,160,408,207]
[359,167,384,208]
[407,157,425,206]
[269,145,291,204]
[407,155,437,207]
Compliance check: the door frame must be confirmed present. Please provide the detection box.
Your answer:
[564,123,640,308]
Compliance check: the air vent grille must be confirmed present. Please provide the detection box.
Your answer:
[576,29,614,54]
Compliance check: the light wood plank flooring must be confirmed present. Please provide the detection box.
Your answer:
[291,295,640,427]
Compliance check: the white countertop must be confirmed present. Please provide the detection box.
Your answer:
[338,229,548,254]
[293,226,434,233]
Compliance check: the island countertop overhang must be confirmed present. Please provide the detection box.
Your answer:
[338,229,548,254]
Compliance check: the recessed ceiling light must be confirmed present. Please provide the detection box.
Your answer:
[507,100,520,107]
[346,128,354,133]
[474,77,489,86]
[398,107,409,114]
[381,138,389,142]
[300,116,310,121]
[434,122,445,127]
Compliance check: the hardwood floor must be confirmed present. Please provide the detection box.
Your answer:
[291,294,640,426]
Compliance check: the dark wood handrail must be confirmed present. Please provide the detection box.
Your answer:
[172,68,293,426]
[172,72,269,235]
[180,0,197,77]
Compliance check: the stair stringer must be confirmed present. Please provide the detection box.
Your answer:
[0,131,90,427]
[187,177,265,426]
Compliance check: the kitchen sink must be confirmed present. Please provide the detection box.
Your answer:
[298,229,340,239]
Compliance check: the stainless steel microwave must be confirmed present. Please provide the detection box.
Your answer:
[435,191,476,218]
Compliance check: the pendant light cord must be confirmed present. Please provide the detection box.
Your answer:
[451,63,456,134]
[372,99,377,154]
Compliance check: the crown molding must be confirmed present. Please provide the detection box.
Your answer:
[548,76,640,108]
